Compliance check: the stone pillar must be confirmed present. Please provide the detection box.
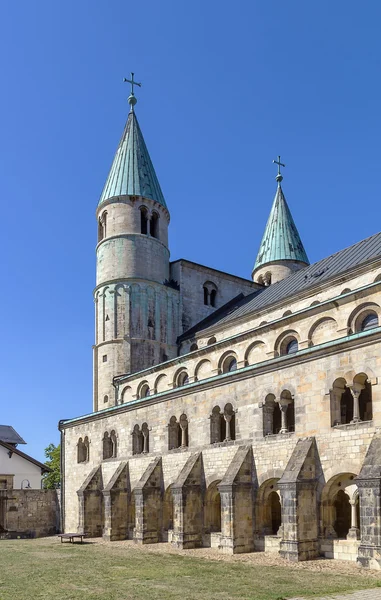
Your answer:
[350,387,362,424]
[278,438,320,562]
[77,466,103,538]
[133,457,163,545]
[179,417,188,448]
[347,499,360,540]
[278,399,292,434]
[218,446,255,554]
[356,434,381,568]
[171,453,204,549]
[224,413,232,442]
[142,429,149,455]
[102,462,129,541]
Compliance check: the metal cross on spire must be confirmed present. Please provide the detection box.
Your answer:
[273,155,285,183]
[123,72,142,111]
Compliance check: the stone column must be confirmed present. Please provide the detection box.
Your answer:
[142,429,149,454]
[347,498,360,540]
[224,413,232,442]
[350,387,362,423]
[278,399,292,434]
[179,420,188,448]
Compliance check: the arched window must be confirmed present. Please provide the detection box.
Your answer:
[203,281,217,306]
[207,336,216,346]
[140,207,148,234]
[190,343,198,352]
[222,355,237,374]
[210,406,223,444]
[77,436,89,463]
[286,339,298,355]
[132,424,143,455]
[361,312,379,331]
[139,383,150,398]
[103,432,113,460]
[210,289,217,307]
[103,395,108,404]
[150,212,159,239]
[98,211,107,242]
[168,416,179,450]
[176,371,189,387]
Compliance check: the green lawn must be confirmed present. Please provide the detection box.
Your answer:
[0,538,380,600]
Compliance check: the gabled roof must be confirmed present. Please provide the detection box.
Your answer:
[254,183,309,271]
[0,425,26,445]
[99,109,167,209]
[0,441,51,473]
[181,230,381,339]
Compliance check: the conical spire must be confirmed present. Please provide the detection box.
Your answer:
[254,182,309,272]
[99,79,167,208]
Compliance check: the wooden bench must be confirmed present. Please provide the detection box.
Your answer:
[58,532,87,544]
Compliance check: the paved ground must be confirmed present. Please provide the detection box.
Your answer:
[290,589,381,599]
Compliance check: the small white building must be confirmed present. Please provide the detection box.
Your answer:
[0,426,49,490]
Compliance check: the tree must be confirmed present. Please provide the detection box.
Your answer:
[43,443,60,489]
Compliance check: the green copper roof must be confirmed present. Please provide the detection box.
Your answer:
[254,183,309,270]
[99,108,167,208]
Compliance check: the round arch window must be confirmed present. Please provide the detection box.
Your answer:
[223,356,237,373]
[361,312,379,332]
[177,371,189,387]
[140,384,150,398]
[286,339,298,355]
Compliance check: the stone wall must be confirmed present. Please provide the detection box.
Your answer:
[0,489,60,538]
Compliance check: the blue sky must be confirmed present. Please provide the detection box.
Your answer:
[1,1,380,461]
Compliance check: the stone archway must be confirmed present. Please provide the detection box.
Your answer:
[204,481,221,534]
[255,478,281,550]
[321,472,358,540]
[162,485,174,541]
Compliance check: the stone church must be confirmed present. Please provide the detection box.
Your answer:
[59,80,381,569]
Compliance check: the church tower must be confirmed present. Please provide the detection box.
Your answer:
[93,75,180,411]
[252,157,309,286]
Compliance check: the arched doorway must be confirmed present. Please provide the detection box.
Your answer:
[204,481,221,533]
[269,491,281,535]
[162,485,174,541]
[321,473,358,540]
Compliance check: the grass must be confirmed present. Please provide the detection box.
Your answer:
[0,538,380,600]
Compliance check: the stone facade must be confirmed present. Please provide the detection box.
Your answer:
[60,95,381,568]
[0,489,60,538]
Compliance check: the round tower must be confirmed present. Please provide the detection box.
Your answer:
[93,79,180,411]
[252,158,309,286]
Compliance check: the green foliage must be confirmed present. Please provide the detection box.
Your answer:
[42,443,60,489]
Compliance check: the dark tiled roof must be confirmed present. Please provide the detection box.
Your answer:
[0,425,26,445]
[0,441,51,473]
[181,231,381,339]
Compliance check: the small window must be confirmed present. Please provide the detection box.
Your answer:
[361,312,379,332]
[98,211,107,242]
[210,289,217,307]
[177,371,189,387]
[102,355,107,363]
[222,356,237,373]
[150,212,159,239]
[203,286,209,305]
[140,207,148,234]
[207,336,216,346]
[286,339,298,355]
[103,395,108,403]
[140,383,150,398]
[190,343,198,352]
